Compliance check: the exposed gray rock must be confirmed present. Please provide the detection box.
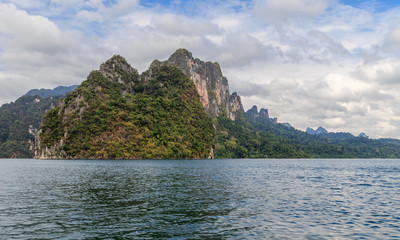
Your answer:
[163,49,244,120]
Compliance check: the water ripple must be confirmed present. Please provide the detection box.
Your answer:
[1,159,400,239]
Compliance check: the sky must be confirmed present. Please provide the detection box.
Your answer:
[1,0,400,139]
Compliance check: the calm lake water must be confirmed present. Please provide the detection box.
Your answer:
[1,159,400,239]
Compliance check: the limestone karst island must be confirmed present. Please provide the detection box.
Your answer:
[2,49,400,159]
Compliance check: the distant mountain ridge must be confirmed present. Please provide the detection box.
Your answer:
[306,126,369,140]
[25,85,78,98]
[0,95,62,158]
[245,105,277,124]
[306,127,328,135]
[2,49,400,159]
[0,85,78,158]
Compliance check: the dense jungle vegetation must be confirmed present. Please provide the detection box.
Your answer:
[39,64,215,159]
[0,95,61,158]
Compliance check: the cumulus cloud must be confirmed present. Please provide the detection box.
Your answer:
[382,28,400,54]
[1,0,400,138]
[351,59,400,85]
[0,4,66,54]
[0,3,109,101]
[307,30,350,56]
[76,0,139,23]
[151,14,221,36]
[254,0,330,22]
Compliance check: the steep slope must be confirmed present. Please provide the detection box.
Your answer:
[163,49,244,120]
[36,55,215,159]
[32,49,400,159]
[161,50,310,158]
[0,95,62,158]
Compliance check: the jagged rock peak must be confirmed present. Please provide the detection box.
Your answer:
[306,127,328,135]
[259,108,269,119]
[169,48,193,60]
[99,55,140,91]
[246,105,269,120]
[35,53,216,159]
[167,48,224,79]
[164,48,244,120]
[100,55,136,75]
[166,49,193,77]
[246,105,259,117]
[229,92,243,120]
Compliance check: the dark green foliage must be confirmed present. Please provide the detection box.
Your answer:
[0,95,61,158]
[245,114,400,158]
[214,116,310,158]
[39,65,215,159]
[40,106,63,148]
[0,140,32,158]
[25,85,78,98]
[318,132,355,140]
[29,51,400,159]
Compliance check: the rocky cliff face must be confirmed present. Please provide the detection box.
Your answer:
[245,105,276,123]
[0,95,63,158]
[35,49,248,159]
[164,49,244,120]
[36,54,215,159]
[98,55,140,95]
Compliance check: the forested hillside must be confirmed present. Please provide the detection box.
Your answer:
[244,106,400,158]
[0,95,61,158]
[3,49,400,159]
[37,56,215,159]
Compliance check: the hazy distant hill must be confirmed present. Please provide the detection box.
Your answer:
[25,85,78,98]
[306,127,355,140]
[0,86,78,158]
[245,106,400,158]
[2,49,400,159]
[0,95,61,158]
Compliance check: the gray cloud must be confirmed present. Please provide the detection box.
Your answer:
[0,3,111,102]
[382,28,400,54]
[214,32,282,67]
[230,79,270,98]
[307,30,350,56]
[151,14,221,36]
[254,0,331,22]
[1,1,400,139]
[351,60,400,85]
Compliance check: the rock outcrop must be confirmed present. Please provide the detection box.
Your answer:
[306,127,328,135]
[35,53,215,159]
[163,49,244,120]
[98,55,140,95]
[245,105,276,123]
